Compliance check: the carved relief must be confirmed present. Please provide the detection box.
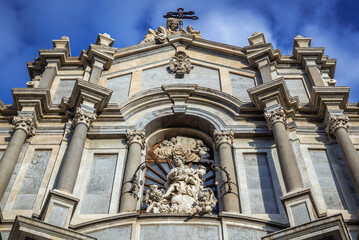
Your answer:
[325,114,349,134]
[264,108,288,130]
[153,136,211,163]
[126,130,146,149]
[73,108,96,128]
[13,115,35,137]
[145,155,217,215]
[169,51,193,78]
[140,19,202,44]
[213,130,234,148]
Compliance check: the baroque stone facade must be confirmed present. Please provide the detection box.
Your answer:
[0,18,358,240]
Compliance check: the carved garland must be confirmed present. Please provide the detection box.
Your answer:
[73,108,96,128]
[325,115,349,134]
[126,130,146,149]
[13,115,35,137]
[264,108,288,130]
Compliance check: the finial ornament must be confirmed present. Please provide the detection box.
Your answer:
[213,130,234,148]
[13,115,35,137]
[169,51,193,78]
[325,114,349,134]
[264,108,288,130]
[73,108,96,128]
[126,130,146,149]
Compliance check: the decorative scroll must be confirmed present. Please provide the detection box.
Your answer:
[213,130,234,148]
[169,51,193,78]
[264,108,288,130]
[126,130,146,149]
[73,108,96,128]
[13,115,35,137]
[145,155,217,215]
[325,114,349,134]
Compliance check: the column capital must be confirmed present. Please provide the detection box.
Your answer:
[13,115,35,137]
[73,108,96,128]
[264,108,288,130]
[325,114,349,134]
[126,130,146,149]
[213,130,234,148]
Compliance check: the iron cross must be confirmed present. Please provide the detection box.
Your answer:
[163,8,198,29]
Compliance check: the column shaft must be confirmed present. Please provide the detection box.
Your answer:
[218,142,240,213]
[0,129,27,199]
[119,142,143,212]
[56,123,88,193]
[272,121,303,192]
[334,127,359,194]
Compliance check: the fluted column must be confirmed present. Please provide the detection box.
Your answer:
[120,130,145,213]
[264,108,303,192]
[0,116,35,200]
[213,130,240,213]
[56,108,96,193]
[326,114,359,194]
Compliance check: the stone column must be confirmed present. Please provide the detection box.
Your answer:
[56,108,96,193]
[326,115,359,194]
[213,130,240,213]
[0,116,35,200]
[120,130,146,213]
[264,108,303,192]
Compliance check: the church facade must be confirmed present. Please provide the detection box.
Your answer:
[0,17,358,239]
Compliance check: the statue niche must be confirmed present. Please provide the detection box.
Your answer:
[144,136,217,215]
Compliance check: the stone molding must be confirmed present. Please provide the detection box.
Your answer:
[325,114,349,134]
[13,115,35,137]
[264,108,288,130]
[213,130,234,148]
[126,130,146,149]
[73,108,96,128]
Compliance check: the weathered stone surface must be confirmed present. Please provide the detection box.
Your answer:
[89,225,132,240]
[227,226,268,240]
[107,74,132,103]
[230,73,255,102]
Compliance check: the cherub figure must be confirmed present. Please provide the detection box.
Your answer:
[145,185,164,213]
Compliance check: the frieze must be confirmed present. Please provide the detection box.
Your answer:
[13,115,35,137]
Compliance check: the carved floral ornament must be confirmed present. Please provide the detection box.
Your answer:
[73,108,96,128]
[145,136,217,215]
[169,51,193,78]
[213,130,234,148]
[325,114,349,134]
[264,108,288,130]
[13,115,35,137]
[126,130,146,149]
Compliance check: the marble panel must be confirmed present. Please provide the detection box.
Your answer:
[227,226,268,240]
[284,79,309,103]
[52,79,76,104]
[107,74,132,103]
[89,225,132,240]
[230,73,255,102]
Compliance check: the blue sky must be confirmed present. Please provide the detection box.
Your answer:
[1,0,359,104]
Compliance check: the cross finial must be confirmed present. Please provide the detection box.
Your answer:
[163,8,198,30]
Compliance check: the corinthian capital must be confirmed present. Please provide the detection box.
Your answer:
[264,108,287,130]
[325,114,349,134]
[126,130,146,149]
[213,130,234,148]
[13,115,35,137]
[73,108,96,127]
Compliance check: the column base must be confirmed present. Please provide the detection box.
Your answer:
[262,214,350,240]
[8,216,95,240]
[280,188,320,227]
[35,189,79,228]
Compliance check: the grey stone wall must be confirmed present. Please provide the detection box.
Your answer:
[53,79,76,104]
[230,73,255,102]
[107,74,132,103]
[89,225,132,240]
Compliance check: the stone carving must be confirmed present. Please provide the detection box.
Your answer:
[145,155,217,215]
[264,108,288,130]
[153,136,211,163]
[213,130,234,148]
[13,115,35,137]
[126,129,146,149]
[140,18,202,44]
[169,51,193,78]
[325,114,349,134]
[73,108,96,128]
